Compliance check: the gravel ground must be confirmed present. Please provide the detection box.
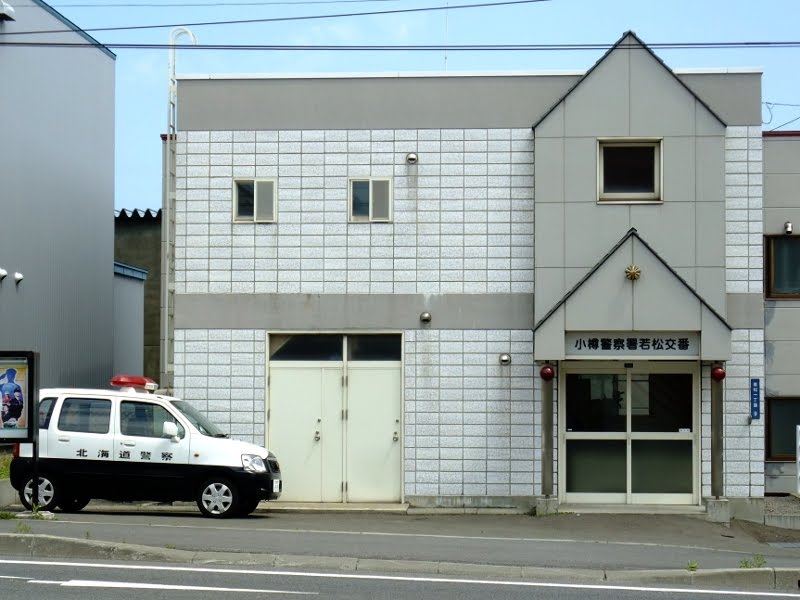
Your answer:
[764,494,800,515]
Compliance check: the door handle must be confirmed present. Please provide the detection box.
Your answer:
[392,432,399,442]
[57,436,70,442]
[121,441,136,447]
[314,431,321,441]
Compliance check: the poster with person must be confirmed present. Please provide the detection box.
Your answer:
[0,356,32,440]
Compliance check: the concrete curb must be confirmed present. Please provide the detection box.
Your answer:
[0,533,798,591]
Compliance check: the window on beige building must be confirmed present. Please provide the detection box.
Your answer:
[598,140,662,203]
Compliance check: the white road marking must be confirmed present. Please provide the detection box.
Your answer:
[30,578,314,594]
[1,559,799,597]
[38,519,757,556]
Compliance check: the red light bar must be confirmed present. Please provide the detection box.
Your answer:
[110,374,158,391]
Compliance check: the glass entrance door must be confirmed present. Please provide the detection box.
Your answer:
[561,362,698,505]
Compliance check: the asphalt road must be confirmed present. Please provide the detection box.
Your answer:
[0,508,798,572]
[1,558,799,600]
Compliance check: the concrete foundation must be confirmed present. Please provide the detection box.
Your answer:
[703,498,731,523]
[729,497,766,524]
[535,497,559,516]
[405,496,535,512]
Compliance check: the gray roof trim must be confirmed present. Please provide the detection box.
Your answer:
[533,227,732,332]
[532,30,726,131]
[114,261,148,281]
[30,0,115,59]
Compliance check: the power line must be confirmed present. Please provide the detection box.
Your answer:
[0,0,551,35]
[17,0,402,7]
[2,40,800,50]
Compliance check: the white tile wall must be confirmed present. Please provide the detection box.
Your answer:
[173,329,266,444]
[174,129,534,295]
[725,126,763,294]
[404,329,535,497]
[724,328,765,497]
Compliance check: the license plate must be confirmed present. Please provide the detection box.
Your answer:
[272,479,281,493]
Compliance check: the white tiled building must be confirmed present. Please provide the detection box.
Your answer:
[165,32,799,518]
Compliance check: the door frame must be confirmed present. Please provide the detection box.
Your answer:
[558,360,701,506]
[265,331,405,503]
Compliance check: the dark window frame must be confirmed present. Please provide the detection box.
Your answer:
[765,235,800,299]
[765,396,800,461]
[597,139,662,203]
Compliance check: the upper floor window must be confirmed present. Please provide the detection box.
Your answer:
[234,179,276,223]
[598,140,662,203]
[350,178,392,223]
[766,236,800,298]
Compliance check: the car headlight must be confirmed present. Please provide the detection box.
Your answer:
[242,454,267,473]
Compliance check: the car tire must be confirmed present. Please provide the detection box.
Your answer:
[196,478,238,518]
[57,496,91,513]
[20,473,60,512]
[236,496,261,517]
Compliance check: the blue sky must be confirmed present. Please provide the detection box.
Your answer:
[25,0,800,210]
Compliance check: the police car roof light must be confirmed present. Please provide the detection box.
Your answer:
[110,374,159,392]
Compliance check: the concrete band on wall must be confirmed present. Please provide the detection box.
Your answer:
[175,293,534,330]
[175,292,763,331]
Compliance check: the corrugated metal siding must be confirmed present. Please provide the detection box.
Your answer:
[0,4,115,388]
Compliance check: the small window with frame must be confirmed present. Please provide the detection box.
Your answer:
[598,139,662,203]
[349,178,392,223]
[766,236,800,298]
[233,179,277,223]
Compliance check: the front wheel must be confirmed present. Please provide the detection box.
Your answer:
[20,474,60,512]
[236,496,261,517]
[196,478,238,518]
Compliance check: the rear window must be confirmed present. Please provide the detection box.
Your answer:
[58,397,111,434]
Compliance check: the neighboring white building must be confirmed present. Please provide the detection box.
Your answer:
[164,32,797,519]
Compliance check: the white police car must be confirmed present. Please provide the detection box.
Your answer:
[10,375,281,518]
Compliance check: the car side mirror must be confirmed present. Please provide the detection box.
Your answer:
[162,421,179,443]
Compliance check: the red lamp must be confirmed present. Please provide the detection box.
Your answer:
[540,365,555,381]
[710,366,726,382]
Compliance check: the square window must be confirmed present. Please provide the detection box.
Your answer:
[766,236,800,298]
[598,140,661,202]
[234,179,276,223]
[766,397,800,460]
[349,178,392,222]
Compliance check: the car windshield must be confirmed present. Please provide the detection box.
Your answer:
[171,400,228,438]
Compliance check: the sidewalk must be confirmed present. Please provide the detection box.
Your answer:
[1,500,799,591]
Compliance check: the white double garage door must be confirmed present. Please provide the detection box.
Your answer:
[267,334,402,503]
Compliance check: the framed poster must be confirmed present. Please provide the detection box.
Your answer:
[0,351,38,443]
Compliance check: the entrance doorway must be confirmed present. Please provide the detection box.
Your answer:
[267,334,402,503]
[560,362,699,505]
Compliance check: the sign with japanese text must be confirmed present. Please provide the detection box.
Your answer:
[750,379,760,420]
[0,351,38,443]
[565,332,699,358]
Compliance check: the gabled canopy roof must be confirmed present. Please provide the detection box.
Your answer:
[535,227,731,333]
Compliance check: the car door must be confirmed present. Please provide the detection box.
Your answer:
[48,395,117,496]
[114,399,192,501]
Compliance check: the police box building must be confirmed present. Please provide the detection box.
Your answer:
[165,32,798,519]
